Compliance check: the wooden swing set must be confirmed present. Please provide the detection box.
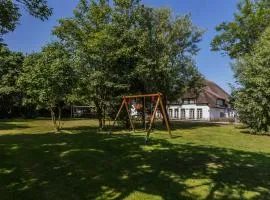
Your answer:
[112,93,172,141]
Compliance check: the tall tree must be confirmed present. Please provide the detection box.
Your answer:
[133,8,204,101]
[233,26,270,132]
[53,0,204,128]
[0,0,52,43]
[0,46,24,117]
[211,0,270,58]
[18,43,75,132]
[54,0,143,128]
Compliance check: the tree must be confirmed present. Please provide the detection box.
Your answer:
[133,8,204,101]
[54,0,143,128]
[18,43,75,132]
[53,0,204,129]
[0,46,24,117]
[0,0,52,43]
[233,26,270,132]
[211,0,270,58]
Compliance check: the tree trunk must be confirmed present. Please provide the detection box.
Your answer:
[125,116,130,129]
[57,106,62,131]
[95,102,103,130]
[50,108,58,133]
[102,105,106,128]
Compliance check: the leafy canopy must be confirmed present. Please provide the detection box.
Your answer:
[0,0,52,42]
[53,0,204,127]
[18,42,75,131]
[0,46,24,95]
[211,0,270,58]
[0,46,24,116]
[233,26,270,132]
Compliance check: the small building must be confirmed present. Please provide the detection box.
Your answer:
[166,80,235,121]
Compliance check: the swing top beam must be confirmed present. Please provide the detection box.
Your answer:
[123,93,162,99]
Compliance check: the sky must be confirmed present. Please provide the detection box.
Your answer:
[4,0,238,93]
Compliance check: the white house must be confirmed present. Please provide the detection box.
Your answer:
[164,80,235,121]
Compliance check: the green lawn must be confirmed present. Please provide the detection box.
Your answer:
[0,119,270,200]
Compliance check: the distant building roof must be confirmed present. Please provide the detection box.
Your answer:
[182,80,230,108]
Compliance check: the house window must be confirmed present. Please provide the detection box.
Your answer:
[183,99,196,105]
[220,112,225,118]
[174,109,179,118]
[189,99,195,104]
[216,99,225,107]
[183,99,189,104]
[169,109,173,118]
[197,108,203,119]
[189,109,195,119]
[181,109,186,119]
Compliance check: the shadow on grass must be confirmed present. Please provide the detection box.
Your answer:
[234,124,270,136]
[0,129,270,200]
[240,129,270,137]
[170,121,222,130]
[125,121,222,132]
[0,123,30,131]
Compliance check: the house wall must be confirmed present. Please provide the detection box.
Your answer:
[209,108,226,119]
[166,104,234,121]
[210,108,236,120]
[166,104,210,120]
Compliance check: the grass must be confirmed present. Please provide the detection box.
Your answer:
[0,119,270,200]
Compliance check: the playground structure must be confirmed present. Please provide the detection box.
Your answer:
[112,93,172,141]
[70,105,96,118]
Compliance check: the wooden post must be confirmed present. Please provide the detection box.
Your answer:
[159,95,172,138]
[143,96,146,130]
[146,96,160,141]
[112,99,125,127]
[124,98,135,132]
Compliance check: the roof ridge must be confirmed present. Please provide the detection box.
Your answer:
[204,79,230,97]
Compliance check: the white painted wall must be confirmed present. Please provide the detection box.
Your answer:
[166,104,210,120]
[165,104,234,121]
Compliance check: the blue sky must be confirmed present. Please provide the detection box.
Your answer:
[4,0,237,93]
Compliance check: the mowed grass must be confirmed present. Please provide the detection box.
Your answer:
[0,119,270,200]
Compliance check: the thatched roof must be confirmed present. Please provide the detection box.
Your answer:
[182,80,230,108]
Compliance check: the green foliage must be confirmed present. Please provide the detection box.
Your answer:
[212,0,270,132]
[54,0,131,128]
[0,46,24,117]
[53,0,204,128]
[233,26,270,132]
[211,0,270,58]
[0,0,52,43]
[132,8,204,100]
[18,43,75,131]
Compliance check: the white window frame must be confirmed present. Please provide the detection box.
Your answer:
[181,109,186,119]
[189,109,195,119]
[197,108,203,119]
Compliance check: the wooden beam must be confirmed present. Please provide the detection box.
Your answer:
[112,99,125,127]
[143,96,146,130]
[146,96,160,141]
[124,99,135,131]
[159,96,172,138]
[123,93,161,99]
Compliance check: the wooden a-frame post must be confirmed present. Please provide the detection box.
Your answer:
[112,93,171,140]
[112,97,134,131]
[145,93,172,141]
